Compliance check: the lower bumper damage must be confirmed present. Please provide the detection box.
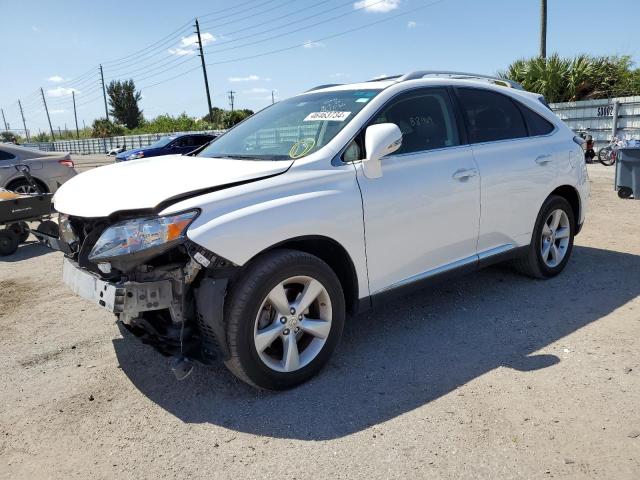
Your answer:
[62,256,231,364]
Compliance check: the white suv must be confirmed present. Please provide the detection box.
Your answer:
[53,71,589,390]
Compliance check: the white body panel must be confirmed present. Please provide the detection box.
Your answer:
[54,155,293,218]
[355,145,480,294]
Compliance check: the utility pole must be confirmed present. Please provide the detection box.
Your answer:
[228,90,235,112]
[100,64,110,121]
[58,126,62,138]
[18,100,29,141]
[40,88,55,140]
[72,91,80,139]
[540,0,547,58]
[194,18,213,119]
[83,119,86,130]
[271,90,275,104]
[1,108,8,131]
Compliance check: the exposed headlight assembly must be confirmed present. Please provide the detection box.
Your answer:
[89,210,198,261]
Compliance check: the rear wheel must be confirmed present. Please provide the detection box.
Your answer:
[36,220,59,238]
[598,148,616,166]
[618,187,633,199]
[0,229,19,256]
[7,179,43,194]
[513,195,575,279]
[8,222,29,243]
[224,249,345,390]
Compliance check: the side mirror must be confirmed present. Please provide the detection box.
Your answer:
[362,123,402,179]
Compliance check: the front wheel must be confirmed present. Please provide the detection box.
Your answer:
[224,249,345,390]
[513,195,575,279]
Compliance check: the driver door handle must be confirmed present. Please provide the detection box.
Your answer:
[452,168,478,181]
[535,154,552,165]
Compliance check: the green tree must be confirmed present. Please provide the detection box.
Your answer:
[501,54,640,103]
[0,131,18,143]
[107,79,143,129]
[223,109,254,128]
[91,118,124,138]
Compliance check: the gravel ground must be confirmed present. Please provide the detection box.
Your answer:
[1,164,639,479]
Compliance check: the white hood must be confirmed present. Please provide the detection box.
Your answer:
[54,155,293,218]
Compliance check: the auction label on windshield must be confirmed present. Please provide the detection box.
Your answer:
[303,111,351,122]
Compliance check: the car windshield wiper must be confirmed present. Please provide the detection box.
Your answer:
[208,154,289,161]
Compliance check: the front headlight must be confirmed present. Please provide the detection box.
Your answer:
[126,151,144,160]
[88,210,198,261]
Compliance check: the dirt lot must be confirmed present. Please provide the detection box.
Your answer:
[0,165,638,479]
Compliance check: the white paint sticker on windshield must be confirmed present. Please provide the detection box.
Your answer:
[303,111,351,122]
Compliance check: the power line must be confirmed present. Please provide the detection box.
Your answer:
[202,0,398,55]
[205,0,447,67]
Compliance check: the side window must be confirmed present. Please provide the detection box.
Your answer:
[370,88,460,155]
[194,136,212,146]
[518,104,554,136]
[0,149,16,161]
[457,88,527,143]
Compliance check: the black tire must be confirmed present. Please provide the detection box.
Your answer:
[36,220,59,238]
[8,222,29,243]
[224,249,345,390]
[598,148,615,166]
[6,178,43,194]
[0,229,19,256]
[618,187,633,199]
[513,195,575,279]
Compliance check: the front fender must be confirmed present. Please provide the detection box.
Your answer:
[161,163,370,299]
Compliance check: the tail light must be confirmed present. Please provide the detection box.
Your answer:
[58,159,75,168]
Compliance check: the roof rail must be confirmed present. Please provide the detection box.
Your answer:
[305,83,343,92]
[394,70,524,90]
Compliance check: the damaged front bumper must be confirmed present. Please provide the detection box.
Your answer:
[62,255,232,362]
[62,257,176,315]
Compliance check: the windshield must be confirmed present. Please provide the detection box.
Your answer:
[198,89,381,160]
[148,136,175,149]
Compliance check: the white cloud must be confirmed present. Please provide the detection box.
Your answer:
[48,75,65,83]
[168,32,215,56]
[168,47,196,56]
[244,87,270,93]
[228,74,261,82]
[331,73,351,78]
[407,20,417,28]
[31,25,39,32]
[303,40,325,49]
[47,87,78,97]
[50,109,67,114]
[354,0,400,13]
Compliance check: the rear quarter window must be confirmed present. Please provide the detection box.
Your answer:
[0,149,16,161]
[518,104,555,136]
[456,88,528,143]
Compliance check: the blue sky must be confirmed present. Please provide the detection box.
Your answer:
[1,0,639,135]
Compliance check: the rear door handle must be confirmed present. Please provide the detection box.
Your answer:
[452,168,478,181]
[535,154,552,165]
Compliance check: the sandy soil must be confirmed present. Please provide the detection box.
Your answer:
[0,164,638,479]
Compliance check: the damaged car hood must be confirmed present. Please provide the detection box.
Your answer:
[54,155,293,218]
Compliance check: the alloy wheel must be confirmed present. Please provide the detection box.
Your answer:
[540,209,571,268]
[253,275,332,373]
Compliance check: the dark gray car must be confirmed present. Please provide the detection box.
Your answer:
[0,143,76,193]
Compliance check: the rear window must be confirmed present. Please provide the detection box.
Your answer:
[457,88,527,143]
[519,105,554,136]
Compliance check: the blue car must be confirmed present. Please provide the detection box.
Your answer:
[115,133,216,162]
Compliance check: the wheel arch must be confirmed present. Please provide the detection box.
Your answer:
[255,235,360,315]
[5,175,49,193]
[549,185,580,230]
